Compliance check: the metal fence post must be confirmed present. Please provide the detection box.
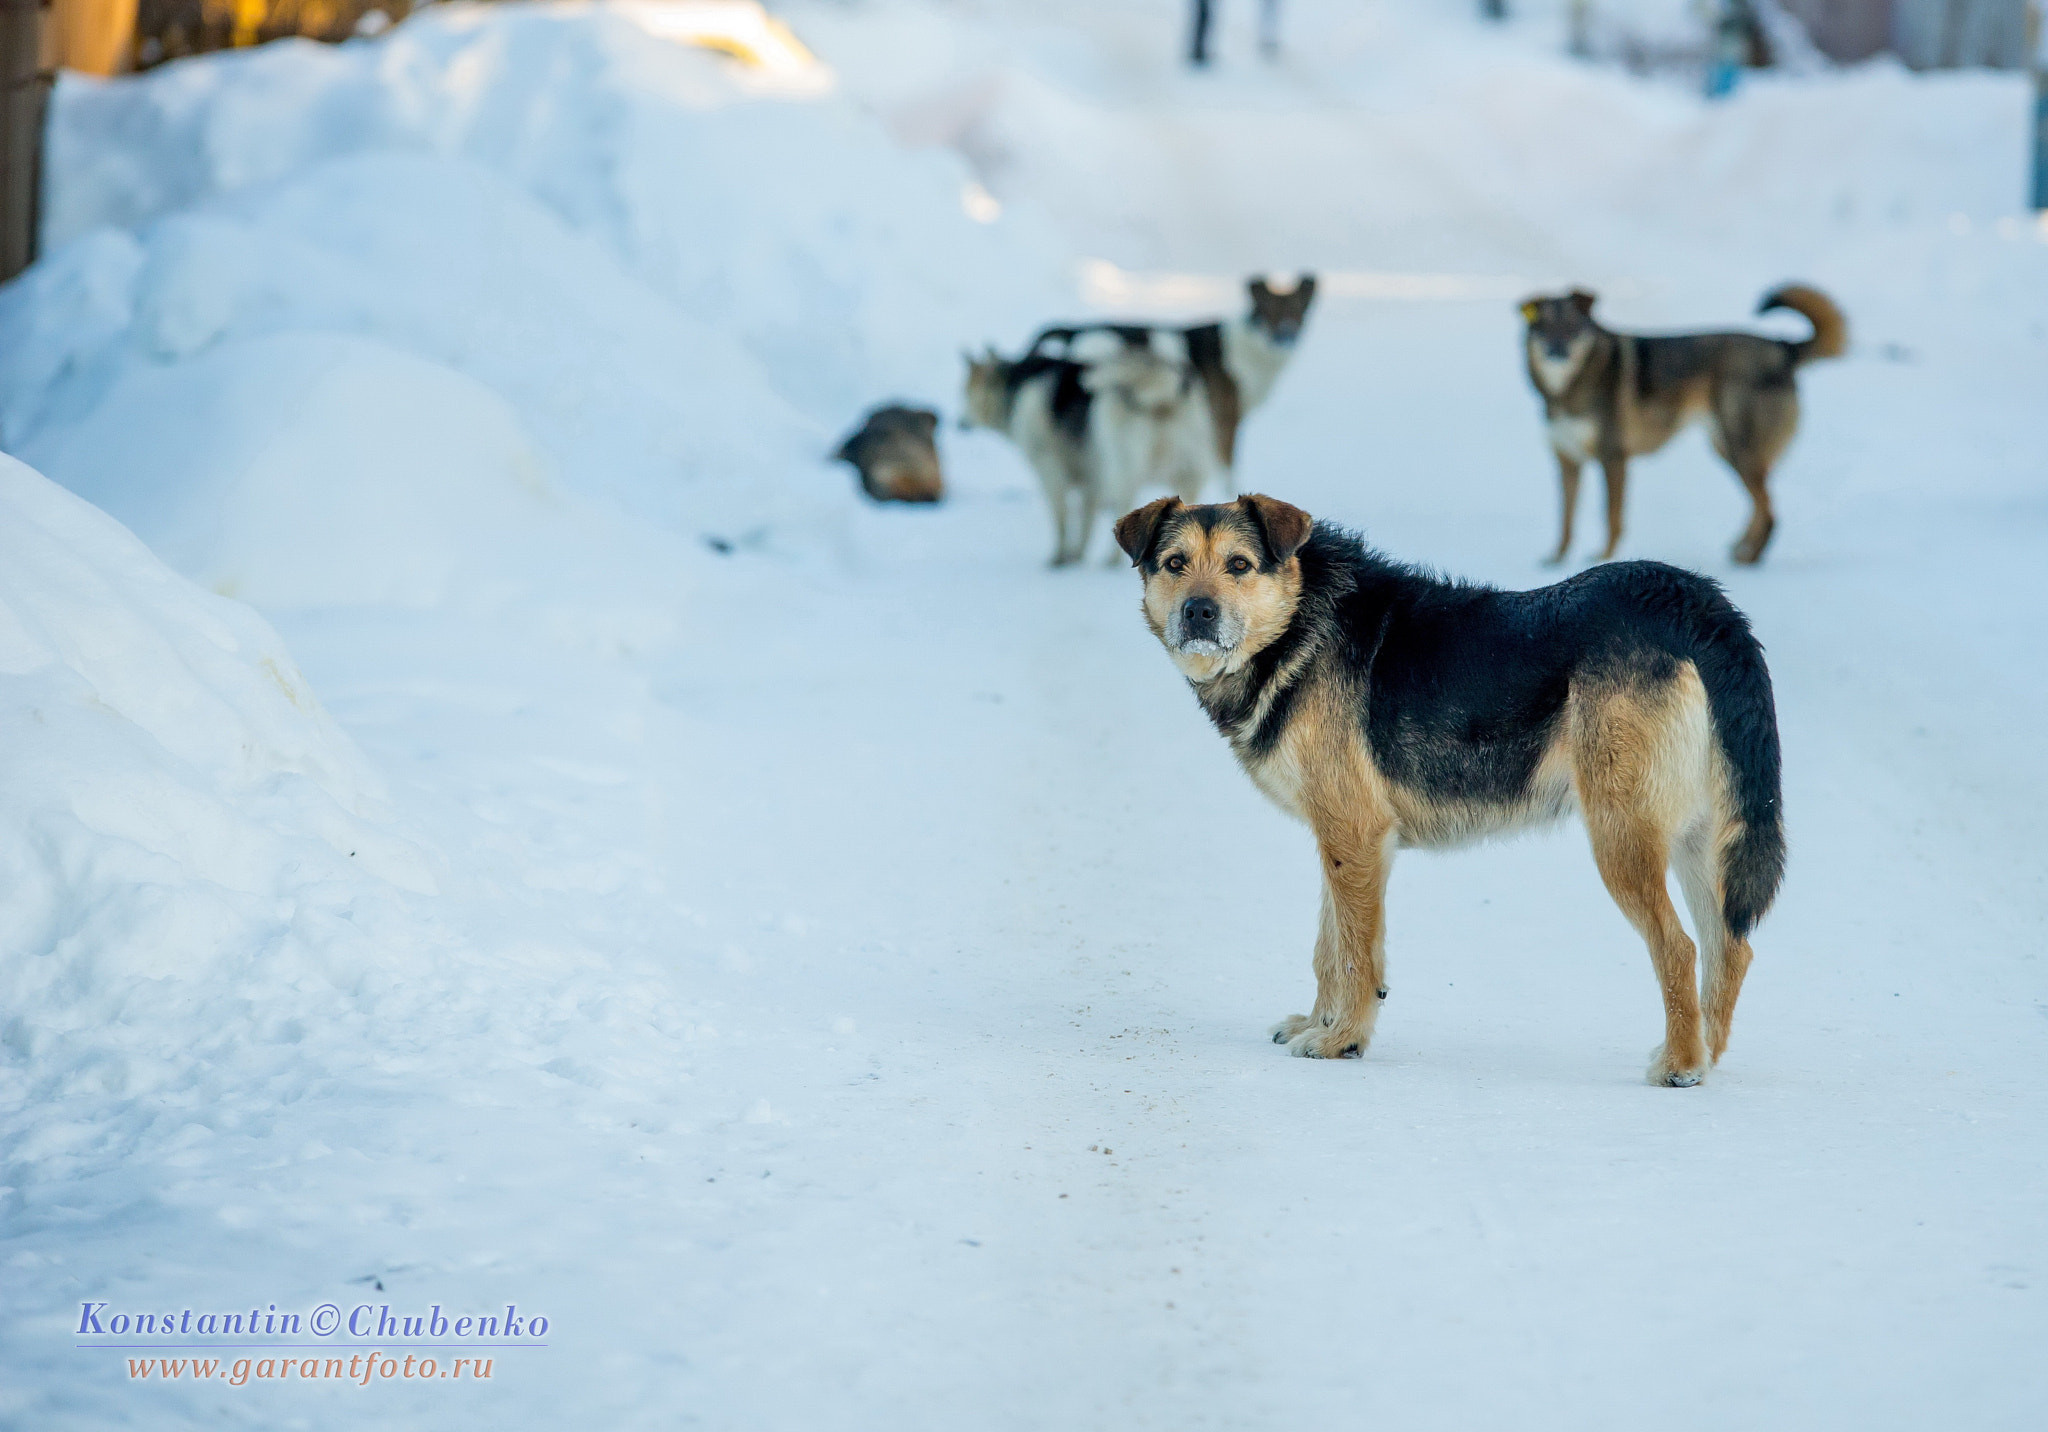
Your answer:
[2034,2,2048,209]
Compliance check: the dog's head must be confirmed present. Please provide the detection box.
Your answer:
[960,348,1012,431]
[1114,494,1312,682]
[1519,290,1598,394]
[1248,275,1317,347]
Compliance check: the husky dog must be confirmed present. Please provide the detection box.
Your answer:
[1522,285,1847,565]
[1115,494,1784,1086]
[962,347,1219,565]
[1027,274,1317,488]
[835,405,944,503]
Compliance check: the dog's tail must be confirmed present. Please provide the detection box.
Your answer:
[1689,588,1786,939]
[1757,284,1846,365]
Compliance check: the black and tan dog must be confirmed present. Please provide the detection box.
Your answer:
[1114,494,1784,1085]
[1522,285,1846,565]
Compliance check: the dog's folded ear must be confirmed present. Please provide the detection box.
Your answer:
[1568,289,1597,315]
[1295,274,1317,300]
[1115,496,1183,566]
[1519,299,1540,323]
[1248,275,1272,300]
[1238,493,1312,564]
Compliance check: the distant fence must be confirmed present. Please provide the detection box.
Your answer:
[3,0,419,281]
[133,0,414,68]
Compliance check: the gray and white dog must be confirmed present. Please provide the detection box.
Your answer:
[1025,274,1317,491]
[963,346,1218,566]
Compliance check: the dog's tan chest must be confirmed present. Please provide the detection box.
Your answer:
[1239,741,1310,822]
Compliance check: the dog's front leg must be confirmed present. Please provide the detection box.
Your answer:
[1272,822,1394,1060]
[1597,454,1629,561]
[1547,453,1582,564]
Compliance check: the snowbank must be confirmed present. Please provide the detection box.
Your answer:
[0,452,438,1126]
[15,329,569,610]
[39,3,1068,429]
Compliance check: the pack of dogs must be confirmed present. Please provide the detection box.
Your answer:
[959,276,1316,564]
[829,273,1845,1084]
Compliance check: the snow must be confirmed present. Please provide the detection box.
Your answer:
[2,0,2044,1427]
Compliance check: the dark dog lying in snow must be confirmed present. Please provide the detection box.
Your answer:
[835,405,944,503]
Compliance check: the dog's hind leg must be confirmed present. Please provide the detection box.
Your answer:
[1729,465,1775,566]
[1585,804,1706,1085]
[1714,389,1795,565]
[1674,817,1754,1065]
[1574,690,1708,1084]
[1547,453,1583,565]
[1597,455,1629,561]
[1273,819,1395,1060]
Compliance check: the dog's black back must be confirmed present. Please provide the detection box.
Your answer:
[1000,353,1094,444]
[1230,526,1784,935]
[1025,323,1158,358]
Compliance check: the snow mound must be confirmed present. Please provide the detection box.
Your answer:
[0,453,438,1104]
[15,330,569,611]
[0,147,831,575]
[40,5,1068,425]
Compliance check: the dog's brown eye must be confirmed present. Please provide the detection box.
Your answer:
[1164,554,1186,573]
[1228,556,1252,574]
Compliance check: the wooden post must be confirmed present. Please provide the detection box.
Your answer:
[43,0,135,75]
[0,0,44,281]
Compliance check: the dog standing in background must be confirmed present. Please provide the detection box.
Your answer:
[962,347,1216,565]
[1028,274,1317,498]
[1522,285,1846,565]
[1113,494,1784,1085]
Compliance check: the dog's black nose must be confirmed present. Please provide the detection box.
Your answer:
[1182,596,1220,630]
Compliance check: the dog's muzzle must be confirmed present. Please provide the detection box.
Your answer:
[1169,594,1240,657]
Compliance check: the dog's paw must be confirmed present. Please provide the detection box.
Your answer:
[1646,1043,1708,1087]
[1284,1022,1369,1060]
[1269,1014,1315,1044]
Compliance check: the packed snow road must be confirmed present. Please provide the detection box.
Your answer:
[2,1,2044,1428]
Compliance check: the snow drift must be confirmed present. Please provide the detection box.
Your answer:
[0,451,437,1134]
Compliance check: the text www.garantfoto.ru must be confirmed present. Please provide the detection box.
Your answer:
[126,1352,493,1385]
